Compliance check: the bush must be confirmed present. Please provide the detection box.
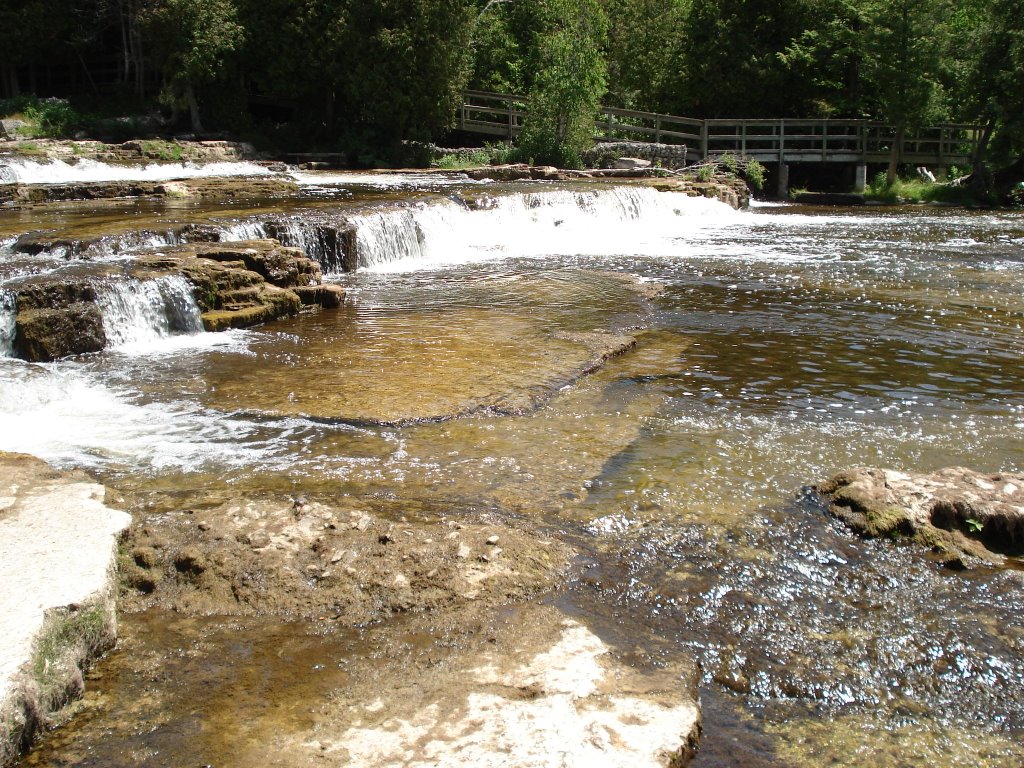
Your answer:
[0,97,84,138]
[743,159,766,191]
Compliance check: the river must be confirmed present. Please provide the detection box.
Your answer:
[1,169,1023,766]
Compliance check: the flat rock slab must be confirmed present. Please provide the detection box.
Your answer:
[0,452,130,763]
[250,604,700,768]
[817,466,1024,562]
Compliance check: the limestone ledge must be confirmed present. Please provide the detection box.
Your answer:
[6,239,344,361]
[0,452,131,768]
[816,466,1024,566]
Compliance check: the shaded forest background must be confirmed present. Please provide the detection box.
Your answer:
[1,0,1022,167]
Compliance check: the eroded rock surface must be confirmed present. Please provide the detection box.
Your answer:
[119,495,571,621]
[6,239,343,360]
[0,452,131,767]
[816,466,1024,563]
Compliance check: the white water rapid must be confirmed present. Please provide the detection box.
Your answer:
[94,275,204,350]
[0,157,274,184]
[349,187,738,272]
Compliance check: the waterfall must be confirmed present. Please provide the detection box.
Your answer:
[216,221,268,242]
[347,186,737,272]
[0,157,274,184]
[94,275,203,349]
[267,221,348,274]
[0,290,15,358]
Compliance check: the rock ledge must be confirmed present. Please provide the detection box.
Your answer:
[816,466,1024,564]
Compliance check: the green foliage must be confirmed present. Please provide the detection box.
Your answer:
[743,159,766,191]
[431,142,516,169]
[718,151,739,174]
[142,0,246,131]
[865,172,992,205]
[33,605,110,692]
[0,96,82,138]
[332,0,477,144]
[965,518,984,533]
[517,0,609,168]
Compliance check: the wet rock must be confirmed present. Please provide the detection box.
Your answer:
[132,239,341,334]
[464,164,534,182]
[117,495,572,623]
[816,466,1024,561]
[300,607,700,768]
[13,303,106,361]
[4,239,341,361]
[0,452,130,765]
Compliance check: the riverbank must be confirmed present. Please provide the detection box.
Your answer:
[0,453,130,767]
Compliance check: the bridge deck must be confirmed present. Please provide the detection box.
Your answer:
[459,91,979,166]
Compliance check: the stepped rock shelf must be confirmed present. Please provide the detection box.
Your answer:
[6,239,343,361]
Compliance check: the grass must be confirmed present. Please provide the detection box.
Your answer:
[140,139,184,162]
[32,604,111,692]
[864,173,992,206]
[430,142,517,170]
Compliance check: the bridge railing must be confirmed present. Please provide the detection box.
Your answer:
[457,91,980,166]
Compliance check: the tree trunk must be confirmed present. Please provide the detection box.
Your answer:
[1,65,19,99]
[186,81,205,134]
[968,123,995,194]
[886,125,905,185]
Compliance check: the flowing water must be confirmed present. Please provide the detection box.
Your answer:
[2,170,1023,766]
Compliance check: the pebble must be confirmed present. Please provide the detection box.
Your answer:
[486,535,500,546]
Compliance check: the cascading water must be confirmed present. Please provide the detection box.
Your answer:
[349,187,736,271]
[94,275,203,349]
[0,157,274,184]
[0,290,15,357]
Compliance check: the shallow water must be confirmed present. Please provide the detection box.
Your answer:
[4,188,1024,766]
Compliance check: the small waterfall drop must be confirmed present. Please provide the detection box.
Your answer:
[0,290,16,358]
[348,186,737,271]
[216,221,268,242]
[95,275,203,349]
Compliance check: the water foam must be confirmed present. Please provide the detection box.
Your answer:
[0,157,274,184]
[95,275,203,350]
[0,360,261,471]
[352,187,738,271]
[0,291,15,357]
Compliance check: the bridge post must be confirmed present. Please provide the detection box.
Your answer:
[854,163,867,192]
[776,163,789,198]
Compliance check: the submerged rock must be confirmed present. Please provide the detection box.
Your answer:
[816,466,1024,563]
[118,495,572,621]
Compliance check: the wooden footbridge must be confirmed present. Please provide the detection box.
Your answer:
[458,90,979,172]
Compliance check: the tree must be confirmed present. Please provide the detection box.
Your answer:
[779,0,867,118]
[331,0,476,145]
[671,0,817,117]
[142,0,245,133]
[602,0,689,112]
[517,0,608,167]
[861,0,947,182]
[953,0,1024,173]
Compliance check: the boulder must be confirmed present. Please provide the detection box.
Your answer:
[0,119,28,140]
[613,157,652,170]
[816,466,1024,563]
[14,304,107,362]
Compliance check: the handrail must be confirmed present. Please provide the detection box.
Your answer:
[457,91,981,165]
